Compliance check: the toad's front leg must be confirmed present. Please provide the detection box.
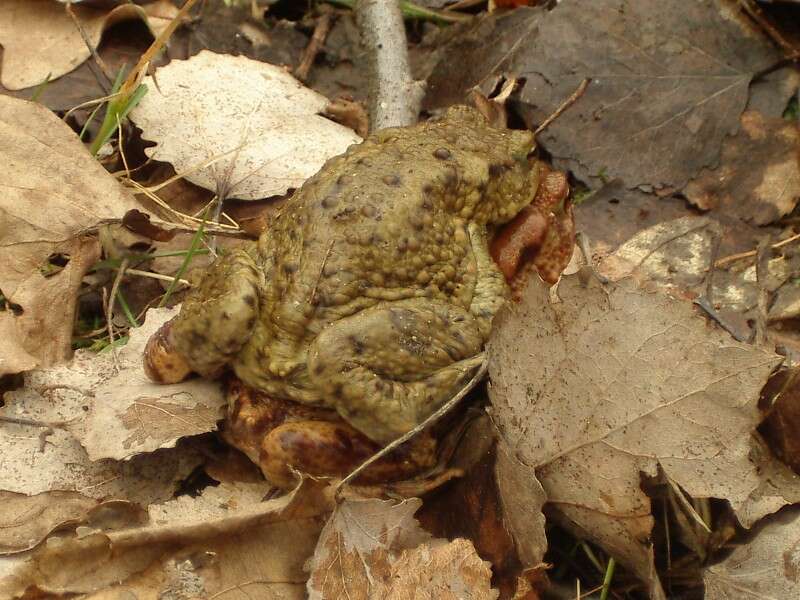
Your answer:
[307,299,486,445]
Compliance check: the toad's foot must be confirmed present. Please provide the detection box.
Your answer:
[307,299,485,445]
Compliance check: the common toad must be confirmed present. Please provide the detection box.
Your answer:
[145,105,574,486]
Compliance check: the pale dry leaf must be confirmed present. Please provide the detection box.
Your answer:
[307,497,496,599]
[0,95,143,371]
[597,216,800,323]
[0,349,209,504]
[81,306,226,460]
[704,507,800,599]
[0,479,331,598]
[0,0,178,90]
[130,50,362,200]
[488,274,781,592]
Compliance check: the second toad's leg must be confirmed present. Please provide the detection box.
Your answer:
[307,300,485,444]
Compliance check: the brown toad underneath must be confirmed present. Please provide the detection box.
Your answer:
[145,105,574,486]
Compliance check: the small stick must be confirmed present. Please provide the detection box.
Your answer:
[535,78,590,136]
[65,2,114,87]
[754,236,771,346]
[715,232,800,268]
[335,356,488,495]
[295,5,334,81]
[106,257,129,359]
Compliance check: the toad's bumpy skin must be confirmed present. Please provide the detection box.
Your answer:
[146,105,542,444]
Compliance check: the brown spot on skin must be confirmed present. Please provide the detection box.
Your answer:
[321,195,338,209]
[243,295,257,308]
[349,335,366,355]
[382,174,401,186]
[489,163,509,178]
[422,183,434,194]
[282,263,298,274]
[433,148,451,160]
[314,363,325,376]
[333,384,344,398]
[246,317,256,329]
[337,174,352,186]
[361,205,377,218]
[356,157,371,167]
[334,207,356,220]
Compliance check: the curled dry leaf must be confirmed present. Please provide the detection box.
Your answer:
[487,274,781,593]
[0,0,178,90]
[0,479,331,598]
[130,50,362,200]
[704,506,800,599]
[0,95,143,373]
[307,497,498,599]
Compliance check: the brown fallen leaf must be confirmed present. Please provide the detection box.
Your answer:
[0,95,143,373]
[0,490,99,555]
[0,478,331,598]
[684,110,800,225]
[307,497,498,599]
[704,506,800,598]
[0,0,178,90]
[488,274,781,595]
[427,0,786,191]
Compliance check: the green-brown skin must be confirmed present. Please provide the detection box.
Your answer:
[147,105,540,445]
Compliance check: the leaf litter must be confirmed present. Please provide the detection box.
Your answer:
[1,0,800,597]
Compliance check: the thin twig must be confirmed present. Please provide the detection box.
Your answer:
[65,2,114,87]
[125,268,191,287]
[335,356,488,494]
[296,5,334,81]
[754,236,772,346]
[535,78,590,136]
[715,231,800,268]
[106,258,129,361]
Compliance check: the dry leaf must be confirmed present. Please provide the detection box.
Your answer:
[0,95,143,372]
[0,479,331,598]
[488,274,781,593]
[0,490,98,555]
[81,306,226,460]
[597,216,800,325]
[704,507,800,598]
[0,366,208,505]
[307,497,497,599]
[684,110,800,225]
[0,0,178,90]
[130,50,362,200]
[428,0,785,190]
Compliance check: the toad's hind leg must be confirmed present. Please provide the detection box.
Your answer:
[307,300,485,445]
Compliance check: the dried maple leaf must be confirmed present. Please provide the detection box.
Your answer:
[488,274,781,595]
